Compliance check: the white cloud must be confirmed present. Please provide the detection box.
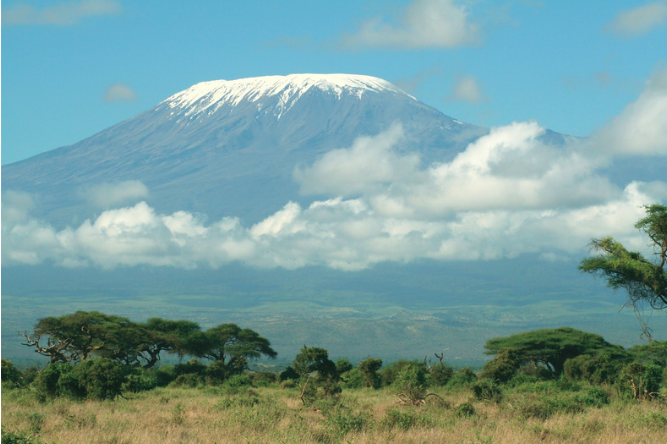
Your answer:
[342,0,480,49]
[2,0,121,26]
[105,84,138,103]
[605,2,667,37]
[79,180,149,208]
[448,76,484,103]
[594,67,667,155]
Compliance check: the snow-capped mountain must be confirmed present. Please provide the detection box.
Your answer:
[2,74,485,225]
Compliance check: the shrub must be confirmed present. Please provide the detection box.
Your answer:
[564,354,622,385]
[279,366,299,382]
[472,379,503,403]
[382,408,416,430]
[616,362,663,400]
[33,362,74,399]
[357,357,383,389]
[1,429,45,444]
[380,360,427,387]
[1,359,24,388]
[341,368,363,389]
[455,402,476,417]
[71,358,126,400]
[170,373,203,388]
[394,361,429,403]
[154,365,177,387]
[122,367,158,393]
[335,358,354,375]
[479,348,522,383]
[251,371,278,387]
[428,362,454,387]
[448,367,477,388]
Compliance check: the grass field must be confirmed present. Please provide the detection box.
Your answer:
[3,381,667,444]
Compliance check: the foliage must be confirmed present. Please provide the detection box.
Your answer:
[563,353,624,385]
[448,367,477,387]
[616,362,664,400]
[335,358,353,375]
[472,379,503,403]
[33,362,74,399]
[20,311,200,368]
[292,346,340,405]
[428,360,454,387]
[579,204,667,311]
[479,348,523,383]
[1,429,45,444]
[628,341,667,367]
[186,323,277,378]
[357,357,383,389]
[484,327,628,376]
[454,402,476,417]
[1,359,24,388]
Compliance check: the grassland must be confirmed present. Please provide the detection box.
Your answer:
[3,381,667,444]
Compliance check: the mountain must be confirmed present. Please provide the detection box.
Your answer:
[2,74,486,226]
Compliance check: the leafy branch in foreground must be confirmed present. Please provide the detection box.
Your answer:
[579,204,667,313]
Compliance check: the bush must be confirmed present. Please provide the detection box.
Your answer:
[455,402,476,417]
[251,371,278,387]
[472,379,503,403]
[154,365,177,387]
[279,366,299,382]
[358,357,383,389]
[335,358,354,375]
[123,367,158,393]
[1,359,24,388]
[33,362,73,399]
[564,354,622,385]
[428,362,454,387]
[381,408,416,430]
[479,348,522,383]
[448,367,477,388]
[616,362,663,400]
[1,429,45,444]
[170,373,203,388]
[341,368,363,389]
[71,358,126,400]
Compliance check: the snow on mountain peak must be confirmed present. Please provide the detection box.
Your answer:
[160,74,415,118]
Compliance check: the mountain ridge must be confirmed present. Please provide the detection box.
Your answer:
[2,74,486,226]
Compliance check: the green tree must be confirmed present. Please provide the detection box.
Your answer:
[484,327,628,376]
[292,346,340,404]
[357,357,383,389]
[188,323,277,377]
[1,359,24,388]
[479,348,523,383]
[579,204,667,312]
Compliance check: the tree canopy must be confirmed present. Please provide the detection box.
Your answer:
[484,327,628,376]
[21,312,275,373]
[579,204,667,310]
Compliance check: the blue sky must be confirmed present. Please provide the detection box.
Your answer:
[3,0,667,166]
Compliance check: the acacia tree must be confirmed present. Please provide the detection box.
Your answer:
[579,204,667,311]
[484,327,628,376]
[22,311,201,368]
[187,323,277,376]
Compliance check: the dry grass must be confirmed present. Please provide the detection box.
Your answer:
[3,385,667,444]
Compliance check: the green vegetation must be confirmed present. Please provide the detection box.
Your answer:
[3,306,667,443]
[580,204,667,322]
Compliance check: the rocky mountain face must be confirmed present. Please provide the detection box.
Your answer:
[2,74,486,226]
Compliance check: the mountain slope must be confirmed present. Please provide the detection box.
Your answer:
[2,74,485,225]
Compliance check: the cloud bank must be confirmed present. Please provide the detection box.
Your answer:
[3,70,667,271]
[2,0,121,26]
[341,0,480,49]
